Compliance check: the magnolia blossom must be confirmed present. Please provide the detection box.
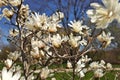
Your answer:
[30,47,40,58]
[2,8,14,20]
[4,59,12,68]
[51,11,64,22]
[0,0,7,7]
[82,26,91,36]
[99,60,106,69]
[76,60,85,72]
[9,29,19,37]
[90,60,112,70]
[106,63,112,70]
[51,78,56,80]
[1,67,21,80]
[69,33,81,48]
[79,39,87,46]
[56,11,64,19]
[47,12,63,32]
[51,34,63,47]
[79,70,85,78]
[47,22,58,32]
[97,31,114,48]
[25,12,42,30]
[9,0,21,6]
[90,62,100,69]
[94,69,104,78]
[25,12,49,31]
[39,50,45,58]
[67,60,72,68]
[87,0,120,29]
[75,59,86,78]
[8,51,21,61]
[38,41,46,48]
[31,38,45,49]
[40,67,50,79]
[80,55,91,62]
[68,20,84,34]
[31,38,39,48]
[19,4,29,25]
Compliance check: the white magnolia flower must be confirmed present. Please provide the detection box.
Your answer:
[39,14,49,30]
[30,47,40,58]
[40,50,45,58]
[68,33,81,48]
[2,8,14,20]
[87,0,120,29]
[68,20,84,34]
[2,67,21,80]
[62,35,69,42]
[38,41,46,48]
[79,70,85,78]
[40,67,50,79]
[82,26,91,36]
[47,22,57,32]
[9,29,19,37]
[80,55,91,62]
[79,39,87,46]
[67,60,72,68]
[75,60,85,72]
[25,12,48,31]
[79,68,88,78]
[90,62,100,69]
[0,0,7,7]
[106,63,112,69]
[31,38,45,48]
[56,11,64,19]
[75,59,86,78]
[25,12,41,30]
[19,4,29,25]
[51,34,63,47]
[51,78,56,80]
[94,69,104,78]
[9,0,21,6]
[51,11,64,22]
[97,31,114,48]
[100,60,105,65]
[8,51,21,61]
[77,60,85,68]
[47,12,63,32]
[31,38,39,48]
[99,60,106,68]
[4,59,12,68]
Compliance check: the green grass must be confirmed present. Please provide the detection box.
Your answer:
[113,64,120,68]
[0,63,4,69]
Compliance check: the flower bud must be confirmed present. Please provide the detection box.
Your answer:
[4,59,12,68]
[9,0,21,7]
[2,8,14,20]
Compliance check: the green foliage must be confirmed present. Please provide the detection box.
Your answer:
[46,71,117,80]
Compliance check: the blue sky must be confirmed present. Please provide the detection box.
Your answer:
[0,0,102,45]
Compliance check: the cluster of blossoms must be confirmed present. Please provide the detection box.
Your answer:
[90,60,112,78]
[67,55,112,78]
[0,0,119,80]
